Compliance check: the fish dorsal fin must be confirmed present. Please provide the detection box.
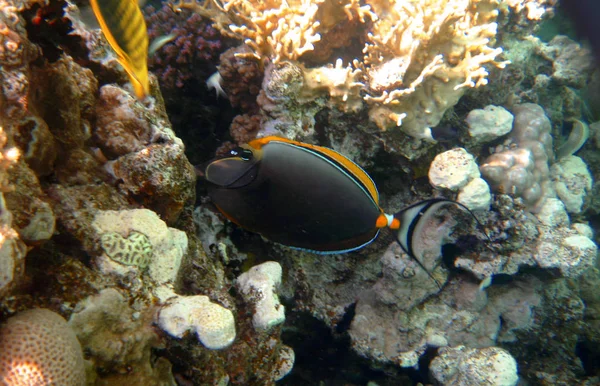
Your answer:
[248,136,380,206]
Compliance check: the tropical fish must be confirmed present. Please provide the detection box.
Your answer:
[90,0,149,99]
[148,33,177,57]
[198,136,485,284]
[206,72,227,98]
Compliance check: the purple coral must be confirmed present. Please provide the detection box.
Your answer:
[144,5,223,92]
[218,44,263,111]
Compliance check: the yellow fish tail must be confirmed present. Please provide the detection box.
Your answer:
[91,0,150,99]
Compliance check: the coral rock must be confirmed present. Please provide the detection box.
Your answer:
[466,105,514,144]
[237,261,285,330]
[535,234,597,278]
[157,294,236,349]
[95,85,154,159]
[0,222,26,297]
[535,198,569,227]
[457,177,492,211]
[29,56,97,149]
[273,345,295,381]
[5,161,55,244]
[69,288,171,383]
[92,209,187,290]
[0,308,86,386]
[110,143,196,224]
[12,115,57,176]
[429,148,480,191]
[430,346,519,386]
[551,155,592,214]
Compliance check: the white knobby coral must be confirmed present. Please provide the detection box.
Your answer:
[157,295,236,349]
[237,261,285,330]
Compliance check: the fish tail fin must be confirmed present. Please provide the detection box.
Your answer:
[390,198,486,289]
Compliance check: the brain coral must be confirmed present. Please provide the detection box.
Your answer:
[0,308,86,386]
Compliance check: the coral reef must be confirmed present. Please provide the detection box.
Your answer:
[1,0,600,385]
[173,0,547,155]
[0,1,291,384]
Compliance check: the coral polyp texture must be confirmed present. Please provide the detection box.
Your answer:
[174,0,532,141]
[0,308,86,386]
[144,4,223,92]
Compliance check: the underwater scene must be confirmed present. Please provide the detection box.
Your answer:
[1,0,600,385]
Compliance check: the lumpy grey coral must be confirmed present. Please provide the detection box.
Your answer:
[480,103,554,212]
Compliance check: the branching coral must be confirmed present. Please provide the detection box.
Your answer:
[362,0,509,138]
[174,0,525,141]
[172,0,373,63]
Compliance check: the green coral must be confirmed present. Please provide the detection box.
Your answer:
[100,231,153,268]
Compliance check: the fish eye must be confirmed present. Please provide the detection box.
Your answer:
[229,147,242,157]
[239,148,253,161]
[229,147,253,161]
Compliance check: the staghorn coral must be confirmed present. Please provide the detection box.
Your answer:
[173,0,373,64]
[174,0,534,143]
[361,0,508,139]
